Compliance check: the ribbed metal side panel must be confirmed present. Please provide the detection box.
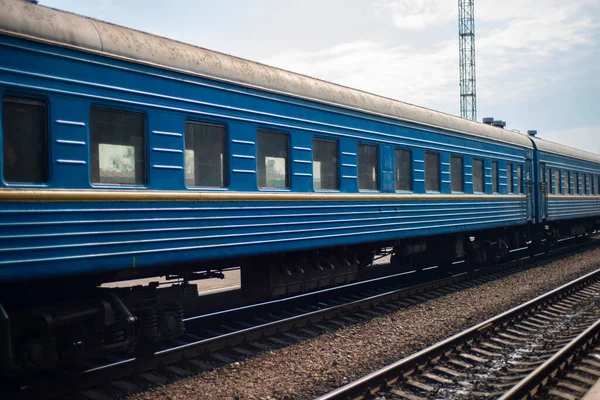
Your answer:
[0,199,527,280]
[547,198,600,221]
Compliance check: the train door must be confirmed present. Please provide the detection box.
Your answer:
[525,163,533,221]
[538,163,548,220]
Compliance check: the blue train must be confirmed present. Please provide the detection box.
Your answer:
[0,0,599,372]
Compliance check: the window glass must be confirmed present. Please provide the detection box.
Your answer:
[554,169,560,194]
[185,122,227,187]
[425,152,440,192]
[450,155,463,192]
[473,159,484,193]
[546,168,551,193]
[2,96,48,183]
[257,130,289,189]
[585,174,589,195]
[394,148,412,191]
[516,165,522,194]
[574,172,580,194]
[313,139,339,190]
[358,144,379,190]
[90,107,146,185]
[491,161,498,193]
[507,164,513,194]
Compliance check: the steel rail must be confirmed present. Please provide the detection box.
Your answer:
[316,266,600,400]
[11,238,599,399]
[499,317,600,400]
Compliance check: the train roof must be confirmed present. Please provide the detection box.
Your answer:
[531,136,600,164]
[1,0,534,149]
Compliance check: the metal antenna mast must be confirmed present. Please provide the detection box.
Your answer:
[458,0,476,121]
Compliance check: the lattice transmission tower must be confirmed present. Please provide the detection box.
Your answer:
[458,0,476,121]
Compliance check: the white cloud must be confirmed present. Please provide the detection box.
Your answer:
[542,126,600,154]
[376,0,454,30]
[262,40,459,112]
[476,2,597,100]
[263,0,597,117]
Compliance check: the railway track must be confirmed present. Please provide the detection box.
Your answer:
[6,239,599,400]
[318,262,600,400]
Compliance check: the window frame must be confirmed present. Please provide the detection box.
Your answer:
[472,158,484,193]
[516,165,522,194]
[2,94,50,184]
[424,151,441,193]
[491,161,499,193]
[312,137,340,191]
[507,163,513,194]
[394,147,412,192]
[450,155,464,193]
[256,129,290,190]
[357,143,380,191]
[184,119,229,189]
[89,105,148,187]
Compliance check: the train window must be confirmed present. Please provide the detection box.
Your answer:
[450,155,463,192]
[491,161,498,193]
[507,164,513,193]
[358,144,379,190]
[2,96,48,183]
[546,168,551,193]
[594,175,598,195]
[473,159,484,193]
[425,152,440,192]
[257,130,289,189]
[574,172,580,195]
[516,165,522,194]
[554,169,560,194]
[313,139,339,190]
[394,148,412,191]
[185,121,227,187]
[90,107,146,185]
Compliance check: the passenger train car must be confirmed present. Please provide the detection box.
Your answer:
[0,0,598,372]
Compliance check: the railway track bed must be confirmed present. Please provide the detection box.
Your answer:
[320,263,600,400]
[6,242,600,400]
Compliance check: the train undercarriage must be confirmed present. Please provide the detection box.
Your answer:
[1,218,598,376]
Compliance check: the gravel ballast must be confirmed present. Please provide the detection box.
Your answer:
[130,247,600,400]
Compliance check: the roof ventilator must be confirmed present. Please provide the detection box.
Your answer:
[482,117,494,125]
[492,120,506,129]
[527,130,538,137]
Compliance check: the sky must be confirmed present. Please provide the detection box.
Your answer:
[40,0,600,152]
